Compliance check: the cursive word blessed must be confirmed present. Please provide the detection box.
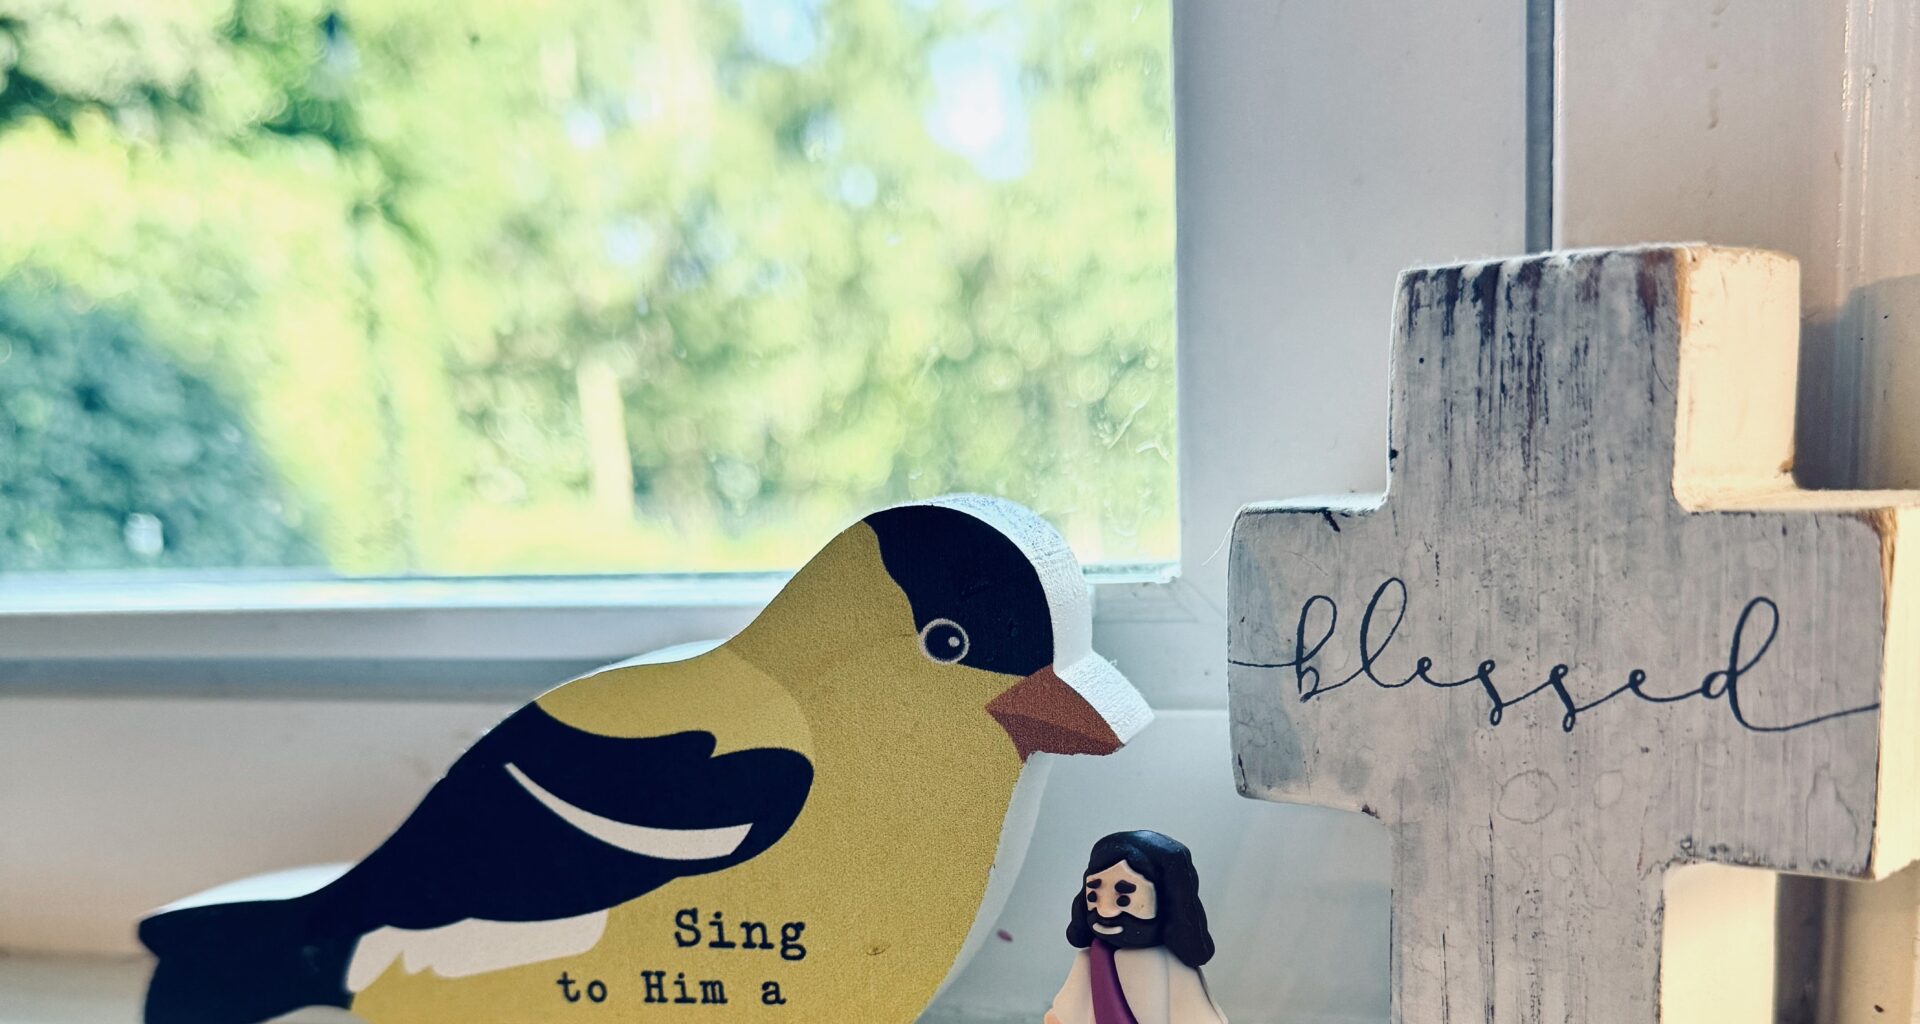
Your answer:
[1231,577,1878,734]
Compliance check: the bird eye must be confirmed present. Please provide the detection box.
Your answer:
[918,618,970,664]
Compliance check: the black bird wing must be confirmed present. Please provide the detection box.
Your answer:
[143,702,812,952]
[324,703,813,932]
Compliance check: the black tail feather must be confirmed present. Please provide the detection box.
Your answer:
[142,899,354,1024]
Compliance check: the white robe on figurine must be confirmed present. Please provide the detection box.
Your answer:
[1045,945,1227,1024]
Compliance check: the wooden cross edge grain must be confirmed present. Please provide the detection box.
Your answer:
[1226,244,1920,1022]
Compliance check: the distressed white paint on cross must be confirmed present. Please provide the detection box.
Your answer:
[1228,246,1920,1022]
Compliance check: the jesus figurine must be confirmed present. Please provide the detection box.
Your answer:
[1044,830,1227,1024]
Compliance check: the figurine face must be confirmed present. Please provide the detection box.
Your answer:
[1082,861,1163,948]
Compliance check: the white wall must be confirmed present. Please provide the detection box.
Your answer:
[0,698,513,953]
[1557,0,1920,491]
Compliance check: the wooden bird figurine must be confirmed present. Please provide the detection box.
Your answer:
[140,496,1152,1024]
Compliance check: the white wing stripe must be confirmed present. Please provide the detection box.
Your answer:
[504,762,753,861]
[346,912,609,991]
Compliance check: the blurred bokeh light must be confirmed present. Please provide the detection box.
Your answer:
[0,0,1174,576]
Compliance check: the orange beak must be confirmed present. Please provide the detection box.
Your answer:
[985,665,1125,761]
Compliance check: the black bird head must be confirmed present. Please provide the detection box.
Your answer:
[860,495,1151,760]
[736,495,1151,762]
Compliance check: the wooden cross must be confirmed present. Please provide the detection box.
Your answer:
[1227,246,1920,1022]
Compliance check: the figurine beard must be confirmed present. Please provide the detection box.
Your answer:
[1088,913,1164,949]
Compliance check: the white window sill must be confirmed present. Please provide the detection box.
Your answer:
[0,566,1197,703]
[0,572,803,617]
[0,953,350,1024]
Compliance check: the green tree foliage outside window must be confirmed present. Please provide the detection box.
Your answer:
[0,0,1174,576]
[0,275,318,569]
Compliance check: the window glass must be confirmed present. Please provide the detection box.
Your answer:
[0,0,1173,576]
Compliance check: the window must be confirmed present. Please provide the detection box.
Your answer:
[0,0,1175,580]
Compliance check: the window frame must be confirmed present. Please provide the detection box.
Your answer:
[0,515,1214,696]
[0,567,1183,701]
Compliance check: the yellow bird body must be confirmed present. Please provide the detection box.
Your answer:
[142,498,1150,1023]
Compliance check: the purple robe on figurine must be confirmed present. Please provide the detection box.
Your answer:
[1046,942,1226,1024]
[1088,940,1140,1024]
